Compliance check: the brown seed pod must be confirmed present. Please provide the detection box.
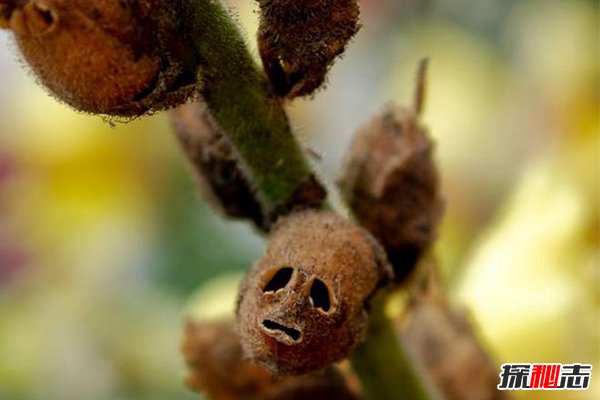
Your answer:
[338,62,444,282]
[0,0,199,116]
[257,0,360,98]
[182,319,276,400]
[399,292,511,400]
[236,210,392,375]
[182,319,361,400]
[170,101,267,230]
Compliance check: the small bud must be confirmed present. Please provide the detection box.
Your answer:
[237,210,392,375]
[182,319,361,400]
[257,0,360,98]
[1,0,199,116]
[338,62,444,282]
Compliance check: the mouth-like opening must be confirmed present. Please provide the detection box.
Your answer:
[262,319,301,342]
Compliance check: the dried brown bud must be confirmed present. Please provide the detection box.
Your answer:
[182,319,361,400]
[0,0,199,116]
[399,293,511,400]
[267,370,361,400]
[237,210,392,375]
[257,0,360,98]
[170,101,266,230]
[338,74,444,282]
[182,320,275,399]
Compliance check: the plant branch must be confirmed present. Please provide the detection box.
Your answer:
[177,0,325,221]
[176,1,433,399]
[351,293,435,400]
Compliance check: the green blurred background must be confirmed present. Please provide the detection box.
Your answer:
[0,0,598,399]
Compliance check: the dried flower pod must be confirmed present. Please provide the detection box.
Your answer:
[0,0,199,116]
[182,319,361,400]
[265,366,361,400]
[183,320,275,399]
[338,63,444,282]
[170,101,266,230]
[237,210,392,375]
[257,0,360,98]
[399,292,511,400]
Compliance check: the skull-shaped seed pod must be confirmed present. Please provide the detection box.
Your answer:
[182,319,362,400]
[256,0,360,98]
[237,210,393,375]
[337,63,444,282]
[0,0,199,116]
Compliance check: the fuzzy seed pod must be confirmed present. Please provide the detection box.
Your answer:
[182,320,361,400]
[237,210,392,375]
[182,320,276,399]
[170,101,266,230]
[399,293,511,400]
[0,0,199,116]
[257,0,360,98]
[338,61,444,282]
[338,105,444,282]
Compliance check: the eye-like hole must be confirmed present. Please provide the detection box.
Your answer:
[309,279,331,312]
[262,267,293,293]
[34,4,54,24]
[24,2,58,35]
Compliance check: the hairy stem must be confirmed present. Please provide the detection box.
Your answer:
[177,0,324,220]
[351,294,435,400]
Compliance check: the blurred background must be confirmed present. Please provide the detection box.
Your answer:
[0,0,597,399]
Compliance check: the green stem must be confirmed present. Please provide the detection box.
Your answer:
[351,293,434,400]
[178,0,323,217]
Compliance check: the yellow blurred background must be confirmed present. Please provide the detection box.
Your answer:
[0,0,597,399]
